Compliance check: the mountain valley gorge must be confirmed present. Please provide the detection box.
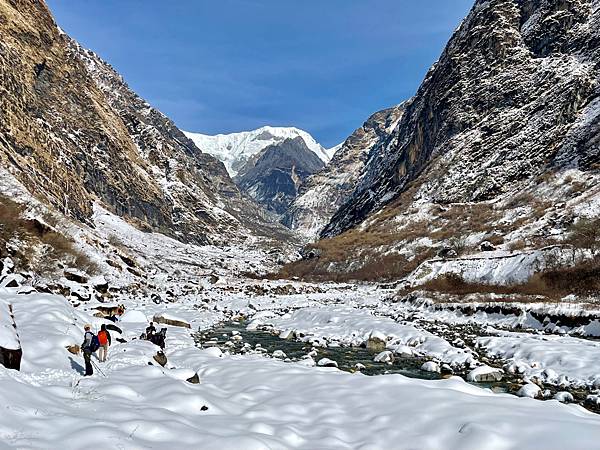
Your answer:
[1,0,600,448]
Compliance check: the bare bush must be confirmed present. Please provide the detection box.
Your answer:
[566,217,600,258]
[0,194,98,277]
[419,258,600,298]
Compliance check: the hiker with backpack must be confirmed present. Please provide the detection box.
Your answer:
[81,324,99,376]
[98,324,111,362]
[145,321,156,339]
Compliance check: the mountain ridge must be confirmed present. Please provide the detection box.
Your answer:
[184,126,336,177]
[235,136,325,216]
[282,104,405,238]
[0,0,295,250]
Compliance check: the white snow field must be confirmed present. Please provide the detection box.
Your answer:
[477,330,600,388]
[3,285,600,449]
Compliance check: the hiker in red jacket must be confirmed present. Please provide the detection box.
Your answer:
[97,324,111,362]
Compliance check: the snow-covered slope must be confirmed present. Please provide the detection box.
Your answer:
[184,126,333,176]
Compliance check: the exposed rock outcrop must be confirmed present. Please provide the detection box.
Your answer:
[0,0,293,247]
[235,137,325,216]
[282,105,405,237]
[323,0,600,238]
[184,126,332,176]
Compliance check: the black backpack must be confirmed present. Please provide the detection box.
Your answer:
[88,334,100,352]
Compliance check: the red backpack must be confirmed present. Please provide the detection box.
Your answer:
[98,330,108,345]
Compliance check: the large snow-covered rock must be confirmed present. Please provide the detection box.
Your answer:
[517,383,542,399]
[467,365,504,382]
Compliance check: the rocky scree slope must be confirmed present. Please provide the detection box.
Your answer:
[282,104,405,238]
[283,0,600,282]
[234,137,325,216]
[0,0,292,247]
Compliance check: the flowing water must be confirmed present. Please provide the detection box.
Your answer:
[194,320,600,413]
[191,314,600,414]
[194,320,511,388]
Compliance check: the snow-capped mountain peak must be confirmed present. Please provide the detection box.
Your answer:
[184,126,333,176]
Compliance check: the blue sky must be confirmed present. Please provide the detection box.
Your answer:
[47,1,474,147]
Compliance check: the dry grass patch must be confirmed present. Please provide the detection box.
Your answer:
[417,259,600,298]
[0,194,98,276]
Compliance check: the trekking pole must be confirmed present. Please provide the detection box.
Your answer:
[91,359,107,377]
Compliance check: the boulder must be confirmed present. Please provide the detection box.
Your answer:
[301,247,321,259]
[272,350,287,359]
[437,248,458,258]
[120,309,147,323]
[554,391,574,403]
[374,351,395,364]
[467,365,503,382]
[479,241,496,252]
[64,268,88,284]
[90,276,109,294]
[366,335,387,353]
[317,358,338,368]
[297,356,316,367]
[153,351,167,367]
[394,345,413,357]
[118,253,137,268]
[440,364,454,376]
[186,373,200,384]
[153,313,191,329]
[517,383,541,399]
[421,361,441,373]
[1,276,20,288]
[203,347,223,358]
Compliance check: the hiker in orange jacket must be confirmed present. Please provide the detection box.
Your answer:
[98,324,111,362]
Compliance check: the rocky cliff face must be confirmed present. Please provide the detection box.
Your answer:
[280,0,600,282]
[234,137,325,216]
[0,0,291,246]
[323,0,600,238]
[282,105,405,237]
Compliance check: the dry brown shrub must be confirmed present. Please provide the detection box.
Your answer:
[487,234,504,246]
[507,239,527,252]
[0,194,98,276]
[502,192,536,209]
[418,259,600,298]
[536,171,555,184]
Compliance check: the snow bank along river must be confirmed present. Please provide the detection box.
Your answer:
[3,282,600,449]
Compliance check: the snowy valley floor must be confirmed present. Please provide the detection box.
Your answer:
[2,280,600,449]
